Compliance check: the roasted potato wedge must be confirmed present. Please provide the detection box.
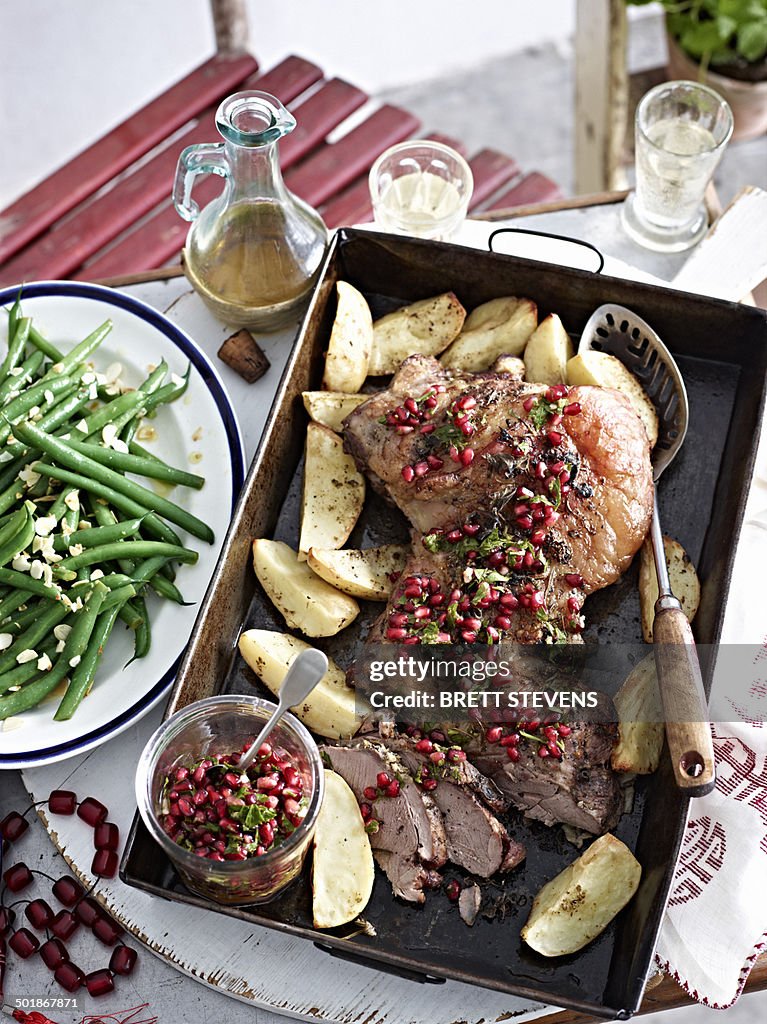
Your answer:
[238,629,363,738]
[307,544,409,601]
[302,391,368,433]
[252,539,359,637]
[611,655,664,774]
[440,296,537,371]
[368,292,466,375]
[322,281,373,393]
[521,834,642,957]
[299,423,365,560]
[524,313,574,385]
[639,535,700,643]
[566,351,659,447]
[313,769,375,928]
[492,354,525,377]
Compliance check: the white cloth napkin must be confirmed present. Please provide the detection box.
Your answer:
[455,216,767,1008]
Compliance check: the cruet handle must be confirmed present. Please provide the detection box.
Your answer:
[173,142,230,222]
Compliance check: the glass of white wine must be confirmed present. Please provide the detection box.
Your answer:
[369,140,474,241]
[622,80,733,253]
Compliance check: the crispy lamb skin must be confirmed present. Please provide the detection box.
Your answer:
[343,354,654,645]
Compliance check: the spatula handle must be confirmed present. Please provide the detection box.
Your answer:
[653,596,716,797]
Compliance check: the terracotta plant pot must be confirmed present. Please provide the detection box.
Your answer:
[666,32,767,141]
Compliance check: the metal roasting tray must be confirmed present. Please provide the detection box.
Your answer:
[122,229,767,1019]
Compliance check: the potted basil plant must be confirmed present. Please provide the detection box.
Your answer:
[628,0,767,139]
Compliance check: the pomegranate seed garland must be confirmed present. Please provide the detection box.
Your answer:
[0,789,138,1003]
[158,740,309,861]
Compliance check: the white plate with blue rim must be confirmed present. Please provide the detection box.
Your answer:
[0,281,245,768]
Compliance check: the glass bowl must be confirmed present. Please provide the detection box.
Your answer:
[368,140,474,241]
[135,694,324,905]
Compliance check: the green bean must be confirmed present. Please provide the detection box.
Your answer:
[128,596,151,662]
[0,506,35,567]
[1,316,31,382]
[17,423,213,542]
[39,320,112,382]
[67,439,205,490]
[53,515,145,553]
[79,389,149,438]
[0,457,26,492]
[5,299,21,350]
[0,637,59,695]
[49,487,79,522]
[0,504,30,549]
[100,583,136,610]
[0,589,30,622]
[55,599,126,719]
[0,567,62,600]
[2,600,45,636]
[98,573,137,589]
[0,582,108,719]
[142,366,191,413]
[25,319,64,361]
[150,574,189,604]
[33,464,182,545]
[0,374,75,445]
[0,480,25,516]
[0,597,70,674]
[0,351,45,405]
[119,598,145,631]
[55,540,197,573]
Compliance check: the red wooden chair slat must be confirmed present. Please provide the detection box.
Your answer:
[0,53,259,266]
[72,77,377,281]
[483,171,563,211]
[466,149,520,209]
[284,105,421,208]
[0,57,325,288]
[281,79,368,166]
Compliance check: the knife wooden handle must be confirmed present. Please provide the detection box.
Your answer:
[653,597,716,797]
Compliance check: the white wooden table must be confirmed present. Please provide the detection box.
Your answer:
[0,200,734,1024]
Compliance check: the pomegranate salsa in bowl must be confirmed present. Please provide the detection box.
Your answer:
[135,694,325,904]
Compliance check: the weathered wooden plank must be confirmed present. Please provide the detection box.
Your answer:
[0,57,323,287]
[280,78,368,167]
[285,104,421,207]
[467,148,520,209]
[0,53,259,265]
[483,171,564,212]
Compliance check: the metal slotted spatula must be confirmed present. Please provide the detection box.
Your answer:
[579,304,716,797]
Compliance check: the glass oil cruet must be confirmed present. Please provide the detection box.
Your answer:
[173,90,328,331]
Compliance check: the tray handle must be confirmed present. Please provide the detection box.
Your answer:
[313,942,447,985]
[488,227,605,274]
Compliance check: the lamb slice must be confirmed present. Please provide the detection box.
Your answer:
[321,744,446,904]
[459,882,482,926]
[394,745,525,877]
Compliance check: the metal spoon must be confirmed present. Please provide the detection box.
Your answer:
[579,303,716,797]
[238,647,328,773]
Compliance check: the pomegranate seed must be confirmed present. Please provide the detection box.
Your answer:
[531,528,547,547]
[445,879,461,902]
[532,507,545,522]
[415,738,433,753]
[430,592,445,606]
[494,614,512,630]
[110,944,138,976]
[404,583,422,598]
[487,550,506,568]
[565,572,584,587]
[507,747,521,762]
[54,960,86,992]
[193,765,206,784]
[359,802,372,820]
[461,630,477,643]
[422,778,438,791]
[25,898,54,930]
[530,590,545,610]
[486,726,503,744]
[86,968,115,997]
[376,772,391,788]
[48,790,77,815]
[548,412,563,426]
[427,454,444,469]
[535,461,547,479]
[93,915,123,947]
[174,766,190,781]
[538,745,550,758]
[523,396,536,412]
[386,627,407,641]
[0,906,16,935]
[414,461,429,477]
[420,423,435,434]
[10,927,40,958]
[77,797,108,827]
[3,861,32,892]
[447,748,467,762]
[40,936,69,969]
[500,592,519,609]
[363,786,378,801]
[517,514,533,530]
[425,395,438,408]
[385,780,401,798]
[559,469,571,484]
[501,733,520,747]
[259,822,275,844]
[401,465,415,482]
[563,402,581,416]
[74,897,102,927]
[460,446,475,465]
[558,724,572,737]
[463,617,482,630]
[449,445,461,462]
[547,429,562,446]
[446,529,463,543]
[92,848,119,879]
[1,811,29,842]
[389,612,408,628]
[94,821,119,851]
[405,398,418,413]
[567,596,581,613]
[283,798,302,818]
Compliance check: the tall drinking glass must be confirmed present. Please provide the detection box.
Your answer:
[621,80,733,252]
